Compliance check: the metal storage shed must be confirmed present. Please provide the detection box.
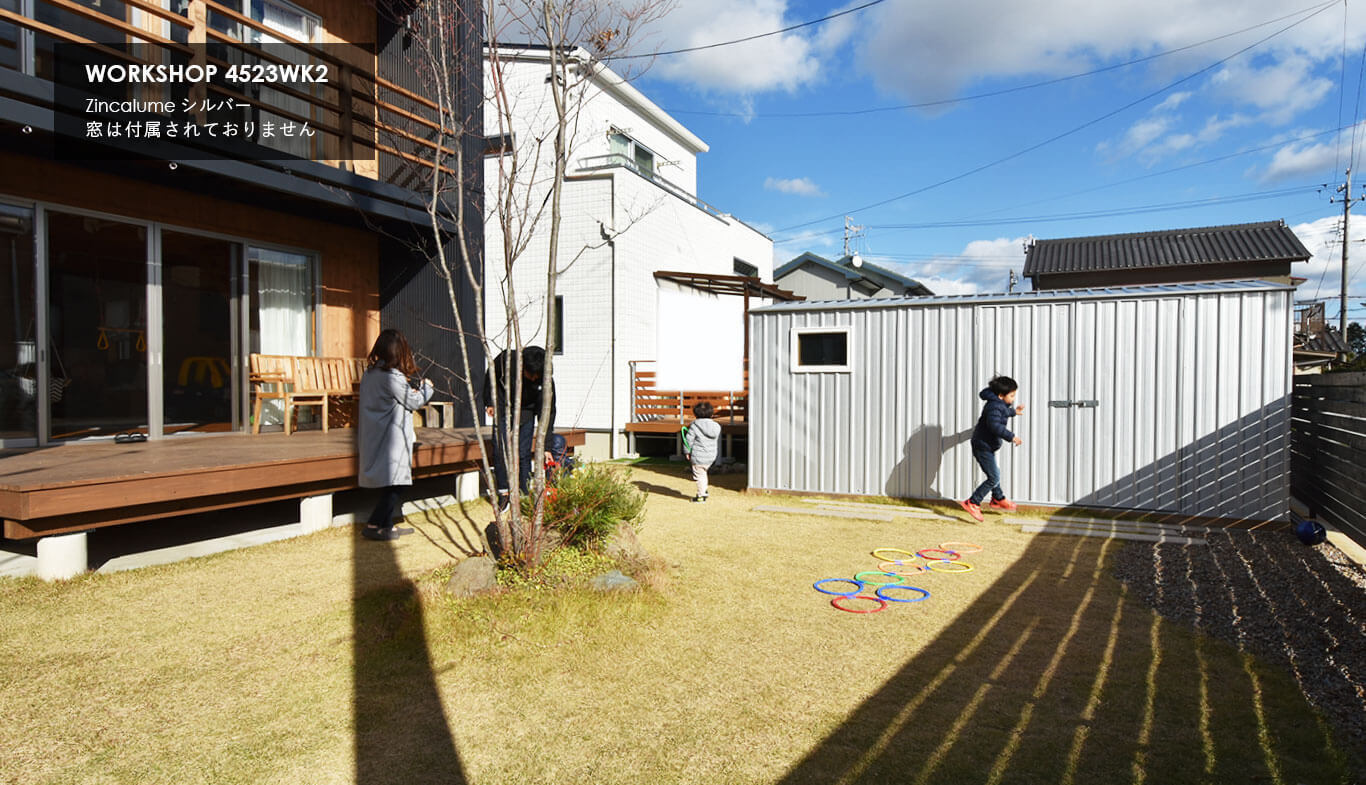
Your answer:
[748,280,1294,522]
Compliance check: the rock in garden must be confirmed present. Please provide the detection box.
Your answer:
[446,555,497,597]
[590,569,638,592]
[603,524,647,561]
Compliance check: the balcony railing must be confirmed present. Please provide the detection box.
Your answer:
[0,0,462,186]
[575,152,735,221]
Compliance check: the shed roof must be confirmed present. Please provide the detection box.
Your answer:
[1022,221,1311,277]
[751,279,1295,314]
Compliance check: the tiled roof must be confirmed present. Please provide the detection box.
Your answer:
[775,252,933,295]
[1023,221,1311,277]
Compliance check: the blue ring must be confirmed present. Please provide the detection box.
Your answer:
[813,578,864,596]
[876,584,931,603]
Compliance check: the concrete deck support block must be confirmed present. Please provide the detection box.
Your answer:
[37,532,88,581]
[300,493,334,534]
[454,470,481,503]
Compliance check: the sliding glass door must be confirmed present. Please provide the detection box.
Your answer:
[0,203,35,444]
[161,231,239,435]
[248,247,315,429]
[14,204,317,442]
[45,210,150,440]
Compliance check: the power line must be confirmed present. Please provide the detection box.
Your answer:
[771,0,1340,237]
[603,0,886,61]
[860,185,1320,232]
[666,0,1339,119]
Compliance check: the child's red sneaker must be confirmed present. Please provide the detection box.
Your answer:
[988,498,1017,512]
[959,499,984,522]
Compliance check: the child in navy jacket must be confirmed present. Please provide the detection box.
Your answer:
[961,375,1025,521]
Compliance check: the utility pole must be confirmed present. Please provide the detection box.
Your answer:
[1331,168,1364,337]
[1008,269,1018,293]
[842,215,865,258]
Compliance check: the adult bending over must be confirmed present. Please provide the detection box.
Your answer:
[482,345,556,509]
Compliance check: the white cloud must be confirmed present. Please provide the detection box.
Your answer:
[861,0,1354,108]
[1210,54,1334,125]
[1290,215,1366,312]
[868,236,1030,295]
[630,0,853,94]
[764,176,826,197]
[1258,138,1338,182]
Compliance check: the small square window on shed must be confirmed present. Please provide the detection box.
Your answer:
[792,327,851,372]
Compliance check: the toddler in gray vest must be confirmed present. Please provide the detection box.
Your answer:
[685,401,721,503]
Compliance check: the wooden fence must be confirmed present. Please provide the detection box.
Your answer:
[1290,372,1366,546]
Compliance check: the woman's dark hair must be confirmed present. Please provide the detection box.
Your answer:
[988,375,1018,396]
[693,401,715,419]
[368,329,420,376]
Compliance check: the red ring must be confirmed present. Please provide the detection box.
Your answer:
[917,548,960,561]
[830,594,888,613]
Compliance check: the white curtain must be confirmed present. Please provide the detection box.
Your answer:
[253,248,311,426]
[255,248,310,354]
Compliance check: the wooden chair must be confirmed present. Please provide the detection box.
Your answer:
[249,354,294,434]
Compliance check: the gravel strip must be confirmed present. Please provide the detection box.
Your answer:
[1113,530,1366,754]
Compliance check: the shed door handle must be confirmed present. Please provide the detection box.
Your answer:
[1049,400,1071,408]
[1074,400,1099,408]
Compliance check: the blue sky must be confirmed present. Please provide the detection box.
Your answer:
[617,0,1366,324]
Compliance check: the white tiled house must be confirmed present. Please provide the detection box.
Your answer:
[483,46,774,458]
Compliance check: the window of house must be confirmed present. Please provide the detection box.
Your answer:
[733,258,757,277]
[552,295,563,355]
[792,327,851,372]
[609,129,655,179]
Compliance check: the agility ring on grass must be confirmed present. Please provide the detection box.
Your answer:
[939,541,983,554]
[813,578,865,596]
[917,548,961,561]
[879,561,928,575]
[830,594,888,613]
[875,584,931,603]
[926,559,974,573]
[853,571,905,585]
[871,547,918,564]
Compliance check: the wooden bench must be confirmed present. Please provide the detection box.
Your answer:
[250,354,367,435]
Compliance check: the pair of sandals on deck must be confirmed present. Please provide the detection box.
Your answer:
[114,432,148,444]
[361,524,414,541]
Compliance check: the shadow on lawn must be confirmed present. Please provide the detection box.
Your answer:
[776,531,1359,785]
[354,517,468,784]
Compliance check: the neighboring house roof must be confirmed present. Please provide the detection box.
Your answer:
[774,252,933,296]
[1023,221,1311,278]
[753,279,1294,313]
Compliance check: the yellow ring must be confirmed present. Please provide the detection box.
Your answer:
[872,548,916,562]
[926,560,974,573]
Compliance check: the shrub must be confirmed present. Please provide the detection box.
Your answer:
[521,462,645,549]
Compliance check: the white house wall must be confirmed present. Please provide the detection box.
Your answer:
[748,284,1292,521]
[483,52,773,445]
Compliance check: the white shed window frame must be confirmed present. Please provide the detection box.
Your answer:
[791,326,853,373]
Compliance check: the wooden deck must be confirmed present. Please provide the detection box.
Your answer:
[0,428,584,539]
[624,417,749,435]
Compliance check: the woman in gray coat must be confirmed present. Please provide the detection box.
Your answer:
[358,329,434,541]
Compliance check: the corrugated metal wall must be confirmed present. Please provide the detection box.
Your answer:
[749,284,1292,521]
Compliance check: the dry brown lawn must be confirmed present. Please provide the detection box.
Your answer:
[0,464,1359,785]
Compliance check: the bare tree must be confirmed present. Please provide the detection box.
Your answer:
[383,0,671,569]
